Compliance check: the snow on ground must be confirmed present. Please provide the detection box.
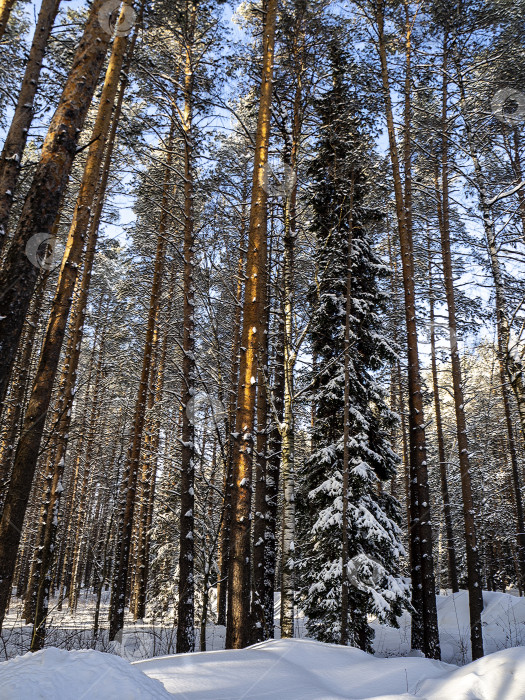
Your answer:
[1,590,525,698]
[2,638,525,699]
[372,589,525,664]
[136,638,454,699]
[2,588,523,666]
[0,647,171,699]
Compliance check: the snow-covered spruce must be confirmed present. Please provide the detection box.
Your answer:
[297,42,409,651]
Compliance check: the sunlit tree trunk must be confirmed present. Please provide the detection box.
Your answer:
[0,0,61,250]
[0,0,17,43]
[0,270,49,510]
[0,0,113,412]
[225,0,277,650]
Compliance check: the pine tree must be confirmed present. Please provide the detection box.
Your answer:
[299,49,408,651]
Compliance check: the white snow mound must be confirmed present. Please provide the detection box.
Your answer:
[0,646,172,699]
[2,636,525,699]
[136,638,525,700]
[418,646,525,700]
[137,637,449,699]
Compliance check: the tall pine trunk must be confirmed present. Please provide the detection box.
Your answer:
[437,47,483,658]
[176,1,197,653]
[427,235,459,593]
[216,204,247,627]
[374,0,440,658]
[225,0,277,649]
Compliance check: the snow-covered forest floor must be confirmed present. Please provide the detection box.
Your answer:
[1,589,524,698]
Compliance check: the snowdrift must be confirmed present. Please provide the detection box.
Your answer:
[1,638,525,699]
[1,591,524,698]
[0,647,171,700]
[136,638,525,700]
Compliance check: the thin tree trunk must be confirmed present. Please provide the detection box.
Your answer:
[133,252,178,620]
[437,47,483,658]
[0,0,16,43]
[279,48,303,640]
[427,235,459,593]
[374,0,440,658]
[109,112,173,642]
[251,291,269,641]
[216,208,246,627]
[340,210,353,645]
[264,302,284,635]
[65,334,104,611]
[176,2,197,651]
[225,0,277,649]
[499,368,525,589]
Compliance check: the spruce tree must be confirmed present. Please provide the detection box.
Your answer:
[299,46,408,651]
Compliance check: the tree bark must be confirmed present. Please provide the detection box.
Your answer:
[109,108,173,642]
[0,0,61,251]
[0,0,113,412]
[437,47,483,658]
[216,202,247,627]
[225,0,277,649]
[427,235,459,593]
[251,283,269,641]
[374,0,440,658]
[0,1,134,631]
[340,207,353,645]
[0,0,16,43]
[176,1,197,653]
[279,42,303,640]
[0,270,49,511]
